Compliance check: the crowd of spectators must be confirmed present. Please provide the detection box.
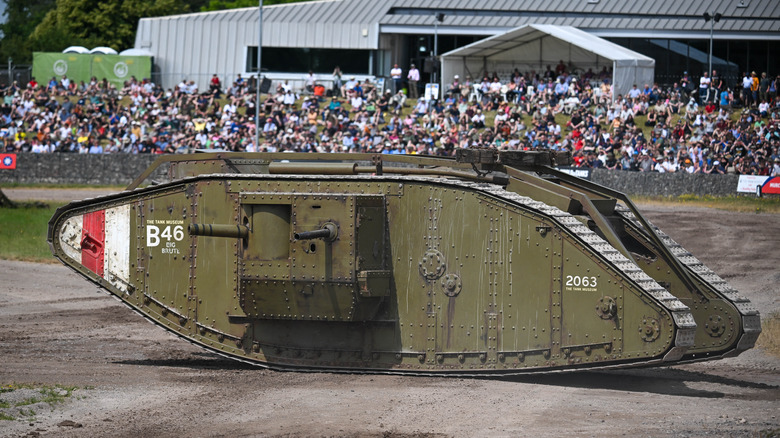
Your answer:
[2,65,780,177]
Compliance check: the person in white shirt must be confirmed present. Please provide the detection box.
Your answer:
[60,76,70,93]
[305,71,316,93]
[699,72,711,104]
[741,73,754,107]
[350,94,364,112]
[390,64,402,94]
[655,156,676,173]
[758,100,770,117]
[282,90,296,106]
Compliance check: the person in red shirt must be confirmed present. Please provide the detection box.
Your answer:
[27,77,38,90]
[209,74,221,95]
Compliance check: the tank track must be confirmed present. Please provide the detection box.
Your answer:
[615,205,761,359]
[51,173,698,375]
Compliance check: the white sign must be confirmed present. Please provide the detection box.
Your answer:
[424,83,439,101]
[736,175,769,193]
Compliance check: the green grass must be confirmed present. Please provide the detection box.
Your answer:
[0,384,79,421]
[0,202,63,263]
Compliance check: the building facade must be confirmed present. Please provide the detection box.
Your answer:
[134,0,780,92]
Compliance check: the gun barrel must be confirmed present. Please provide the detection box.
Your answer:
[188,224,249,239]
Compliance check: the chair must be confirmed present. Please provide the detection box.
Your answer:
[469,84,481,103]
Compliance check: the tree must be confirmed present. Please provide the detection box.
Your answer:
[29,0,195,54]
[201,0,311,12]
[0,0,56,64]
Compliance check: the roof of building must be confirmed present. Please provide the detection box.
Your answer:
[441,24,654,62]
[137,0,780,50]
[379,0,780,37]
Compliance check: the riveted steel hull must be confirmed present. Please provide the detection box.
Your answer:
[47,152,758,375]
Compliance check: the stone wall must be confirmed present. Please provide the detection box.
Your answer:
[0,153,745,197]
[0,153,162,186]
[591,169,740,197]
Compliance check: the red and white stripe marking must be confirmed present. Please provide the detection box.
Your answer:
[58,205,131,293]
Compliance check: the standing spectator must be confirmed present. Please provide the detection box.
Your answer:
[750,72,760,107]
[332,66,342,94]
[759,72,771,103]
[698,72,710,104]
[741,72,753,107]
[390,64,402,94]
[710,70,722,103]
[407,64,420,99]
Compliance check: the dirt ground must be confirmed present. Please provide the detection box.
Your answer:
[1,191,779,438]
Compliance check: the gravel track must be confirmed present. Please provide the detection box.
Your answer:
[0,197,778,438]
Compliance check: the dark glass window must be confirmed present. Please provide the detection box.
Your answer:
[245,47,370,74]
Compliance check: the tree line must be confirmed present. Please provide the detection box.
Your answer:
[0,0,307,65]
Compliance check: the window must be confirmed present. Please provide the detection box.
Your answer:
[246,47,371,74]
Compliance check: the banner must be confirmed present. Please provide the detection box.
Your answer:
[32,53,92,84]
[32,52,152,90]
[736,175,780,195]
[557,166,592,180]
[0,153,16,169]
[760,176,780,195]
[91,55,152,90]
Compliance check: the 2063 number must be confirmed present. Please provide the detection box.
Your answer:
[565,275,598,288]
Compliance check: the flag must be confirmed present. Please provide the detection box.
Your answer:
[0,153,16,170]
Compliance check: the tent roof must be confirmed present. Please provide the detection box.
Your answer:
[441,24,653,64]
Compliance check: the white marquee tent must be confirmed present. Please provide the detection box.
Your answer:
[440,24,655,100]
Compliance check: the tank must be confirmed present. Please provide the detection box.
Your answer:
[47,151,761,375]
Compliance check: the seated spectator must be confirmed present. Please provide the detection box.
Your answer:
[209,74,221,95]
[341,76,358,98]
[413,98,428,118]
[448,75,461,97]
[654,155,675,172]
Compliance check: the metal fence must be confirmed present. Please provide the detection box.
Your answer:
[0,66,32,88]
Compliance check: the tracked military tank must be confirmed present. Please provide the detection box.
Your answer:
[48,151,760,375]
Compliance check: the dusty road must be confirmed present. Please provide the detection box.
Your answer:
[1,203,778,438]
[2,187,120,204]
